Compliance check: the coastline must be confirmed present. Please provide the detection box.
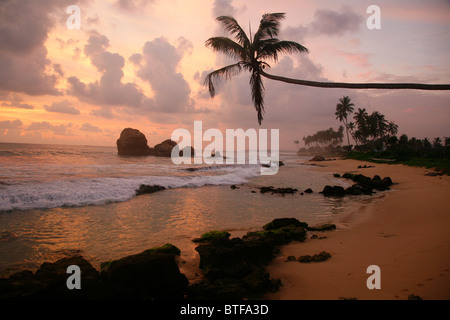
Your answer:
[263,159,450,300]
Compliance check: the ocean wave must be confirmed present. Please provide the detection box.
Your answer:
[0,166,260,212]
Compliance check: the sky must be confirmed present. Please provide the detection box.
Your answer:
[0,0,449,150]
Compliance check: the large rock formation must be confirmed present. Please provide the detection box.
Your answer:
[116,128,194,157]
[116,128,153,156]
[0,244,188,300]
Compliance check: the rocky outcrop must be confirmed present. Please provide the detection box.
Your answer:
[116,128,154,156]
[188,218,307,300]
[100,244,188,299]
[135,184,166,196]
[116,128,194,157]
[0,244,188,300]
[322,173,395,197]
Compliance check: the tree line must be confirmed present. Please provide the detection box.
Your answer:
[297,96,449,161]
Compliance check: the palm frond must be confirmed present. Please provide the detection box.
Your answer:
[205,37,245,61]
[253,13,286,43]
[216,16,251,48]
[258,40,309,62]
[204,63,243,97]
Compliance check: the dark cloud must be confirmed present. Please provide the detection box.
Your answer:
[44,100,80,115]
[131,37,195,113]
[309,6,363,37]
[0,0,76,96]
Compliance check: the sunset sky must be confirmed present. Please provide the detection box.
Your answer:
[0,0,449,150]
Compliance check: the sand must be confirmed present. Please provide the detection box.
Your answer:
[263,159,450,300]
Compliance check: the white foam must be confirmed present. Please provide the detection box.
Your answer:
[0,165,260,212]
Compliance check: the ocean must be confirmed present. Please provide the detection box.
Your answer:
[0,142,366,276]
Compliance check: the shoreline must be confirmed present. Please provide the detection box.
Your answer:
[263,159,450,300]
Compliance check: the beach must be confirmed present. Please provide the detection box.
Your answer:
[1,143,449,300]
[264,159,450,300]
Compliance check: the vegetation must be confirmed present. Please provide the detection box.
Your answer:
[296,96,449,174]
[205,13,450,125]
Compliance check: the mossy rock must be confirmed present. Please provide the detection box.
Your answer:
[192,231,231,243]
[100,243,180,272]
[306,224,336,231]
[263,218,308,230]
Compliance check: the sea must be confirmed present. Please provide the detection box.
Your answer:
[0,142,374,276]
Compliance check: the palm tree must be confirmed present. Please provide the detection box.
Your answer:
[335,96,354,148]
[205,13,308,124]
[205,13,450,125]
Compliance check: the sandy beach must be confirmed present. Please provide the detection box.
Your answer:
[263,159,450,300]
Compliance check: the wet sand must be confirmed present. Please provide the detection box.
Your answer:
[264,159,450,300]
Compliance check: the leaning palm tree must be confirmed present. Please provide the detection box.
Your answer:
[205,13,450,125]
[335,96,355,148]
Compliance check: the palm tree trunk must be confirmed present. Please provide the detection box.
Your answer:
[260,70,450,90]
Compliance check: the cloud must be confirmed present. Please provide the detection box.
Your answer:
[67,33,151,112]
[213,0,236,17]
[80,122,102,132]
[44,100,80,115]
[1,94,35,110]
[280,6,363,42]
[309,6,363,37]
[115,0,155,12]
[0,119,23,136]
[0,0,77,96]
[27,121,73,136]
[130,37,195,113]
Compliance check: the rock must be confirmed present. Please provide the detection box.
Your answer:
[100,243,188,299]
[259,186,298,195]
[230,185,239,190]
[116,128,154,156]
[0,245,188,300]
[408,294,423,300]
[192,231,231,243]
[286,256,297,262]
[153,139,177,157]
[263,218,308,230]
[311,155,325,161]
[1,256,101,299]
[321,185,346,197]
[117,128,194,158]
[190,218,306,299]
[333,173,341,178]
[135,184,166,196]
[304,188,313,193]
[307,224,336,231]
[298,251,331,263]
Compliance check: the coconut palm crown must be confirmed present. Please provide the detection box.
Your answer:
[204,13,308,125]
[205,13,450,125]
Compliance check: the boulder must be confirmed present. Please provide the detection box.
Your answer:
[321,185,346,197]
[117,128,194,158]
[153,139,177,157]
[116,128,154,156]
[189,218,306,299]
[135,184,166,196]
[0,256,100,299]
[311,155,325,161]
[100,243,188,299]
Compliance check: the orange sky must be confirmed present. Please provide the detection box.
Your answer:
[0,0,449,149]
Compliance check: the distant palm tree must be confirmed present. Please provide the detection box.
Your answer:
[205,13,450,125]
[335,96,354,148]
